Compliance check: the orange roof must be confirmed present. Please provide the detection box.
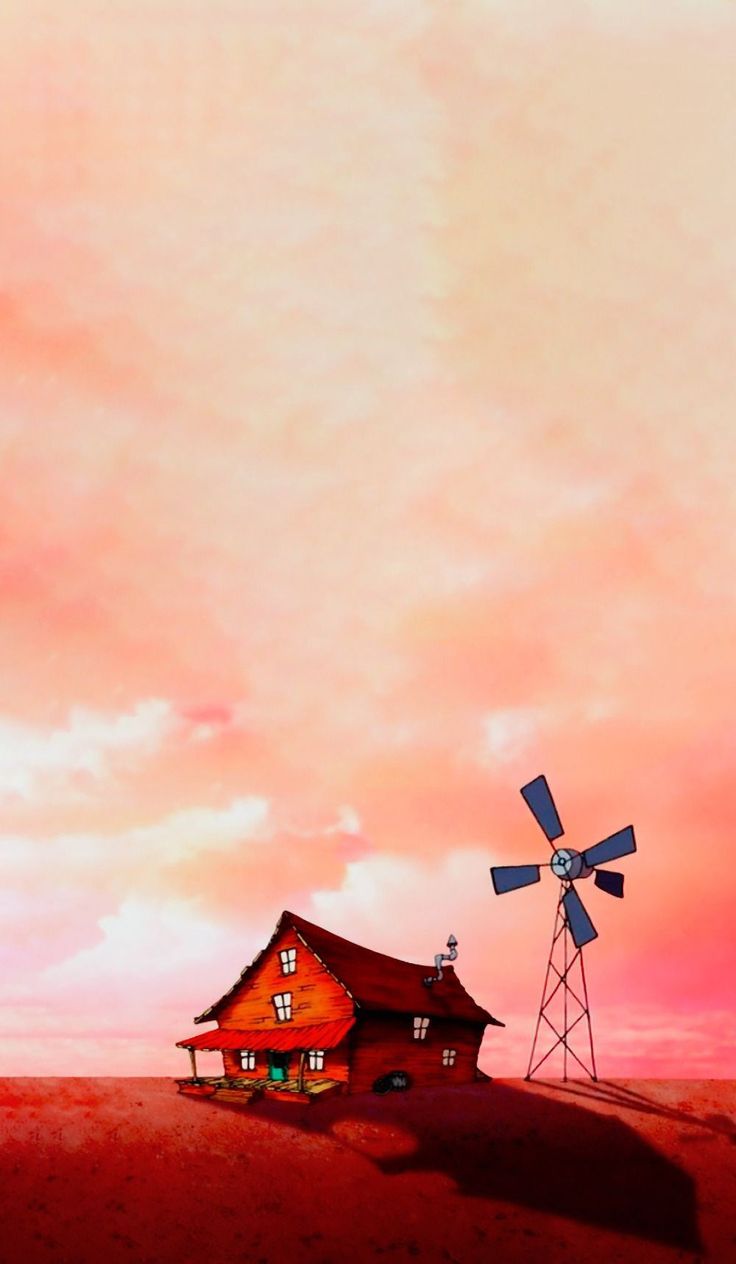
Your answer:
[195,911,504,1028]
[177,1018,355,1052]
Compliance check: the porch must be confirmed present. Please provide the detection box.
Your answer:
[175,1017,354,1104]
[176,1074,345,1105]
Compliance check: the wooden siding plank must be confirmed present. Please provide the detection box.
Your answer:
[348,1014,484,1094]
[216,926,354,1030]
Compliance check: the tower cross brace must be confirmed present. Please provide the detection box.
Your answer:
[525,881,598,1081]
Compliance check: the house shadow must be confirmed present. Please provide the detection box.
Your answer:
[206,1080,701,1252]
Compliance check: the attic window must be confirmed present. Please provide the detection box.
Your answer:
[442,1048,457,1067]
[272,992,293,1022]
[307,1050,325,1071]
[279,948,297,975]
[413,1016,430,1040]
[240,1050,256,1071]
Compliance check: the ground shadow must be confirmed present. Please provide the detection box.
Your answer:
[203,1080,702,1252]
[544,1077,736,1145]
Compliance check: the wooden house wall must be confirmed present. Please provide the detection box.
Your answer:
[221,1042,350,1084]
[213,925,353,1081]
[348,1014,484,1094]
[216,925,354,1029]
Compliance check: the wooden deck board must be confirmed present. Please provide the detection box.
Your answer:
[176,1076,344,1104]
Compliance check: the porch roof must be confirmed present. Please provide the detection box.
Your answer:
[176,1017,355,1053]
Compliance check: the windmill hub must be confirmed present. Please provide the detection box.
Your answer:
[551,847,592,881]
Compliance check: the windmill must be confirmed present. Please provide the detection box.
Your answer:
[490,774,636,1081]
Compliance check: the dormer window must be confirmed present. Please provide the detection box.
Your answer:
[279,948,297,975]
[413,1016,430,1040]
[272,992,292,1021]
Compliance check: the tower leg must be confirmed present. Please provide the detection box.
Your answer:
[579,943,598,1081]
[525,882,597,1081]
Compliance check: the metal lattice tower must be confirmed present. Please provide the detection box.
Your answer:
[525,881,597,1081]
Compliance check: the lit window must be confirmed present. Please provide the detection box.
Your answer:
[240,1050,256,1071]
[413,1016,430,1040]
[307,1050,325,1071]
[279,948,297,975]
[442,1048,456,1067]
[272,992,292,1021]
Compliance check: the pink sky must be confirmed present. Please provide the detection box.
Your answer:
[1,0,735,1077]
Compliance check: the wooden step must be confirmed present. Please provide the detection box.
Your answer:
[262,1078,344,1104]
[307,1080,344,1099]
[212,1086,263,1105]
[177,1081,216,1098]
[264,1088,312,1104]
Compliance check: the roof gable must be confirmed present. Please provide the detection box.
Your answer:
[196,911,503,1028]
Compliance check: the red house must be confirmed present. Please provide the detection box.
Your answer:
[176,910,504,1103]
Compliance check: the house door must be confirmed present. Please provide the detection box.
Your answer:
[267,1051,290,1082]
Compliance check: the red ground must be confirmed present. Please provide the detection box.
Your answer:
[0,1078,733,1262]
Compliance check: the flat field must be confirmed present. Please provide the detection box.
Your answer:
[1,1078,734,1263]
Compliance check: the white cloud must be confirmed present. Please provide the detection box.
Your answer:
[326,804,362,836]
[0,700,176,799]
[284,803,364,840]
[126,796,271,863]
[0,796,272,887]
[41,897,235,997]
[481,707,544,764]
[0,698,251,802]
[309,848,497,963]
[478,699,620,767]
[0,896,270,1074]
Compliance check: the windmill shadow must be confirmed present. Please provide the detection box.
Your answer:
[205,1080,701,1251]
[547,1077,736,1144]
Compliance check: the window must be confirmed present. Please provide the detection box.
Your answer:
[413,1016,430,1040]
[272,992,292,1021]
[279,947,297,975]
[307,1050,325,1071]
[240,1050,256,1071]
[442,1048,457,1067]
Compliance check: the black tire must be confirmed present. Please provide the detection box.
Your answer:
[373,1070,411,1094]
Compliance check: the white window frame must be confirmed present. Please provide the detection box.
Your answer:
[272,991,293,1022]
[307,1050,325,1071]
[413,1016,430,1040]
[442,1048,457,1067]
[239,1050,256,1071]
[279,947,297,975]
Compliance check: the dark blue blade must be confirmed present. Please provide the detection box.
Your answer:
[583,825,636,868]
[490,864,541,895]
[520,775,564,843]
[563,886,598,948]
[594,868,624,898]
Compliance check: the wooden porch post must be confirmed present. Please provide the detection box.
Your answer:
[298,1051,306,1093]
[189,1047,198,1080]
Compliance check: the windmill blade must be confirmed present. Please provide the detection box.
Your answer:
[563,886,598,948]
[520,775,564,843]
[490,864,541,895]
[594,868,625,898]
[583,825,636,868]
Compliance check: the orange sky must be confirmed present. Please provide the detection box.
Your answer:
[1,0,735,1077]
